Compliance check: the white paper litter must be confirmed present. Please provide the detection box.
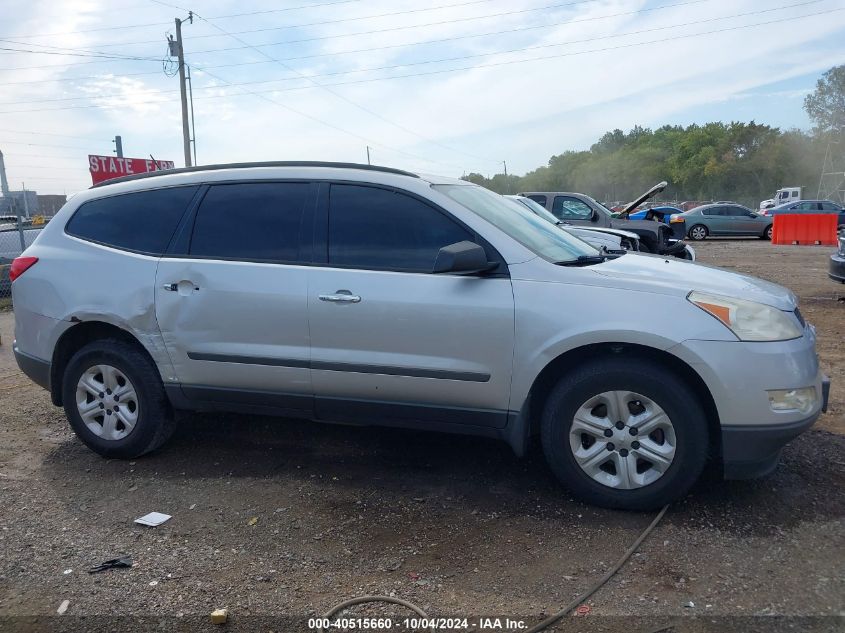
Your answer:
[57,599,70,615]
[134,512,172,527]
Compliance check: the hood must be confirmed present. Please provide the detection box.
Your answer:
[573,226,639,240]
[620,181,668,216]
[564,227,621,250]
[592,253,797,311]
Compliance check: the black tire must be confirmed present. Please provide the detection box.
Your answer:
[762,225,773,240]
[541,357,709,511]
[62,338,174,459]
[688,224,708,241]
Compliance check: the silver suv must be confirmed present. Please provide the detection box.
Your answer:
[11,162,830,510]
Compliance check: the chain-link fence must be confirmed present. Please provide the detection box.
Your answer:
[0,221,45,303]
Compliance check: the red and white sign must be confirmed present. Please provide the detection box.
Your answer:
[88,154,176,185]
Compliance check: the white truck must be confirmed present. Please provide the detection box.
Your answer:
[760,186,802,211]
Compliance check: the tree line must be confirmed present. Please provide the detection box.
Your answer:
[464,65,845,209]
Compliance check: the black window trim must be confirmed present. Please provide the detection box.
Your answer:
[316,180,508,276]
[64,184,203,257]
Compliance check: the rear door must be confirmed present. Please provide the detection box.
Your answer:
[307,183,515,428]
[702,206,728,234]
[155,181,316,414]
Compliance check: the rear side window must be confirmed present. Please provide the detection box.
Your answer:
[328,184,472,272]
[189,182,311,261]
[526,194,547,206]
[66,186,198,255]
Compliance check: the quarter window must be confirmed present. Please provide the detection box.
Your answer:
[189,183,310,261]
[66,186,198,255]
[328,184,473,272]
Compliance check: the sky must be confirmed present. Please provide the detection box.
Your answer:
[1,0,844,195]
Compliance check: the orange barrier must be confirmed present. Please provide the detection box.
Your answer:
[772,213,838,246]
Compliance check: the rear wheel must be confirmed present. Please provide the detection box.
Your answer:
[689,224,708,241]
[62,339,174,459]
[541,358,709,510]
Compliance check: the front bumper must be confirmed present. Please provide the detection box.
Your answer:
[722,374,829,478]
[830,252,845,283]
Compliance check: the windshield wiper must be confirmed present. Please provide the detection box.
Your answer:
[555,254,613,267]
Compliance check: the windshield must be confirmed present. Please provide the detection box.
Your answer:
[506,195,561,225]
[590,197,615,217]
[434,184,599,262]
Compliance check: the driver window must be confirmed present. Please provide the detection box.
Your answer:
[552,196,593,220]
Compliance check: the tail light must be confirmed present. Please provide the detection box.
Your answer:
[9,256,38,282]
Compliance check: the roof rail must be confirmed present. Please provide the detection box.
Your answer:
[90,161,420,188]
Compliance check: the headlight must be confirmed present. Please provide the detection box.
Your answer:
[688,291,803,341]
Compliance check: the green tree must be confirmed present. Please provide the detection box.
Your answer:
[804,65,845,134]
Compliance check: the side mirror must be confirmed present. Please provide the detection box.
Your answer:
[433,241,496,275]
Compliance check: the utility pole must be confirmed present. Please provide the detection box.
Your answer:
[171,13,193,168]
[366,146,371,165]
[16,182,27,251]
[502,160,509,193]
[113,135,123,158]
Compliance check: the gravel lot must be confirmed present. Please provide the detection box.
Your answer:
[0,240,843,632]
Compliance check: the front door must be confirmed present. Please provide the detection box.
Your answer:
[551,195,595,226]
[308,183,515,428]
[155,181,316,414]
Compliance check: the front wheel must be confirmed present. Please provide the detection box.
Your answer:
[762,225,773,240]
[541,358,709,510]
[62,339,174,459]
[688,224,708,241]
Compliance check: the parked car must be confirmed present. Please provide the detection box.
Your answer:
[11,162,829,510]
[762,200,845,231]
[505,195,641,252]
[626,205,683,223]
[518,183,691,258]
[830,235,845,283]
[671,203,773,241]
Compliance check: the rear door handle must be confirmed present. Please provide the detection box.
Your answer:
[319,289,361,303]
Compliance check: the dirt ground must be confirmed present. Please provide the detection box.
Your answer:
[0,240,843,632]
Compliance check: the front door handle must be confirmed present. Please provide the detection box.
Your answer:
[319,289,361,303]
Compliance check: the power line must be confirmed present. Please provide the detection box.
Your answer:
[176,8,501,165]
[0,1,827,108]
[0,0,708,72]
[91,0,525,49]
[0,44,161,61]
[1,6,840,116]
[0,0,709,82]
[1,0,371,40]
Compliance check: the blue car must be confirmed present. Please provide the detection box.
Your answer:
[626,205,683,223]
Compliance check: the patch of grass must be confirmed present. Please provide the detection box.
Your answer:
[0,297,12,312]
